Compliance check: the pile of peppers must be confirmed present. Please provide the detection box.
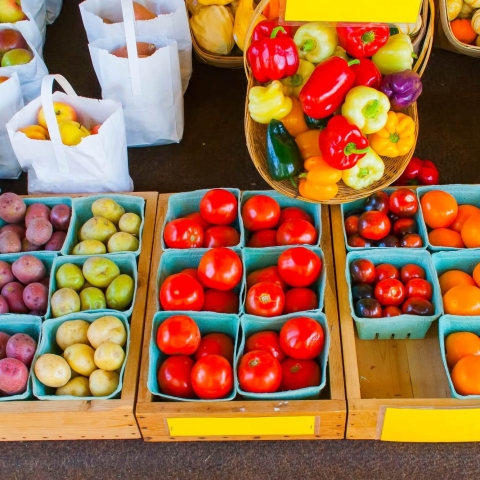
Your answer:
[247,19,423,201]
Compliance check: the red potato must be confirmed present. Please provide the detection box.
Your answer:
[0,231,21,253]
[26,218,53,246]
[0,224,26,238]
[12,255,46,284]
[0,296,9,314]
[25,203,50,228]
[0,358,28,395]
[1,282,27,314]
[0,332,10,359]
[50,204,71,231]
[39,276,50,288]
[0,261,15,290]
[23,282,48,311]
[21,237,41,252]
[6,333,37,367]
[0,193,26,224]
[44,231,67,251]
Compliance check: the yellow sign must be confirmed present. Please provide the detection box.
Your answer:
[284,0,422,24]
[381,407,480,442]
[167,416,316,437]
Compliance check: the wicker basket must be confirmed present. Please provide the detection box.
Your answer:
[439,0,480,57]
[244,0,434,204]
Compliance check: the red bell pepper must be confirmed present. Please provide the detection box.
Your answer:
[336,24,390,58]
[350,58,383,89]
[319,115,370,170]
[247,25,299,83]
[252,20,293,42]
[396,157,440,186]
[299,57,358,119]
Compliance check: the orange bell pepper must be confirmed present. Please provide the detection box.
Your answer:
[281,97,309,138]
[263,0,280,20]
[298,155,341,201]
[295,129,321,160]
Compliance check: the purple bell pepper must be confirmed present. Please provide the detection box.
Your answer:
[380,70,422,111]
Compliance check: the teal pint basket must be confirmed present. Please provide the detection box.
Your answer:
[62,194,145,257]
[346,249,442,340]
[237,313,330,400]
[439,315,480,400]
[418,185,480,252]
[243,246,326,313]
[0,315,42,401]
[157,248,244,314]
[32,311,130,401]
[46,253,138,320]
[341,187,428,251]
[241,190,322,248]
[161,188,243,251]
[147,311,240,402]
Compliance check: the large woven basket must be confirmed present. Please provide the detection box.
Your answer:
[244,0,434,204]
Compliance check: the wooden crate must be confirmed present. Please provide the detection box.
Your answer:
[135,194,346,442]
[331,204,480,442]
[0,192,158,441]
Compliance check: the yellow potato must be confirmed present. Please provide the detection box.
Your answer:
[56,376,91,397]
[119,213,141,236]
[94,342,125,371]
[89,369,120,397]
[64,343,96,377]
[91,198,125,225]
[87,316,127,348]
[56,320,90,350]
[34,354,71,388]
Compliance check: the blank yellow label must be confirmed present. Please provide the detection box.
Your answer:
[167,416,316,437]
[381,408,480,442]
[284,0,422,24]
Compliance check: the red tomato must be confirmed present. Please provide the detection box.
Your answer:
[405,278,432,301]
[374,263,400,284]
[163,218,204,249]
[156,315,201,355]
[374,279,406,307]
[276,219,318,246]
[200,189,238,226]
[194,333,234,364]
[198,248,242,291]
[157,356,195,398]
[364,191,390,214]
[185,212,211,231]
[277,247,322,288]
[402,297,434,316]
[383,306,402,317]
[279,358,320,391]
[344,215,359,236]
[400,264,426,283]
[279,207,313,226]
[246,282,285,317]
[279,317,325,360]
[242,195,281,231]
[159,274,204,311]
[180,268,199,281]
[350,259,376,284]
[245,331,286,362]
[247,229,278,248]
[358,211,391,240]
[389,189,418,218]
[393,218,418,237]
[284,288,318,314]
[191,355,233,399]
[347,233,373,248]
[238,350,282,393]
[247,266,287,292]
[203,226,240,248]
[400,233,423,248]
[202,289,239,314]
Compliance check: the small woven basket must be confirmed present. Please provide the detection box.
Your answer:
[244,0,434,204]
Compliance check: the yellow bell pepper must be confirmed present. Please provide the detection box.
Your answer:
[186,0,203,15]
[233,0,266,51]
[248,81,292,124]
[198,0,232,4]
[298,156,341,201]
[281,97,309,138]
[295,129,321,160]
[294,22,337,63]
[342,148,385,190]
[280,60,315,98]
[369,111,416,158]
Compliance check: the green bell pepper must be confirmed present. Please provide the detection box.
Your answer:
[266,120,302,182]
[372,33,415,75]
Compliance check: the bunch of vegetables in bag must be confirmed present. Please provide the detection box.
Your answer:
[446,0,480,47]
[247,20,422,201]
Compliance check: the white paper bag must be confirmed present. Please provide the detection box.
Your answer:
[0,25,48,103]
[22,0,47,47]
[46,0,63,24]
[0,73,24,179]
[7,74,133,194]
[79,0,192,93]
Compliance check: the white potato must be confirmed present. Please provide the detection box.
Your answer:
[64,344,96,377]
[34,354,71,388]
[89,369,119,397]
[56,376,91,397]
[56,320,90,351]
[87,316,126,349]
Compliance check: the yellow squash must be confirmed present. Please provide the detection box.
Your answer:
[233,0,265,51]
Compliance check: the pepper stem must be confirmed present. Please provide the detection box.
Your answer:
[271,26,286,39]
[347,59,360,66]
[363,100,380,119]
[412,52,418,59]
[301,38,316,52]
[297,173,307,179]
[344,143,370,156]
[358,167,370,179]
[389,132,400,143]
[291,74,303,86]
[361,31,375,44]
[289,177,298,188]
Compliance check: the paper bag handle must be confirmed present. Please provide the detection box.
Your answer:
[41,74,78,175]
[120,0,142,96]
